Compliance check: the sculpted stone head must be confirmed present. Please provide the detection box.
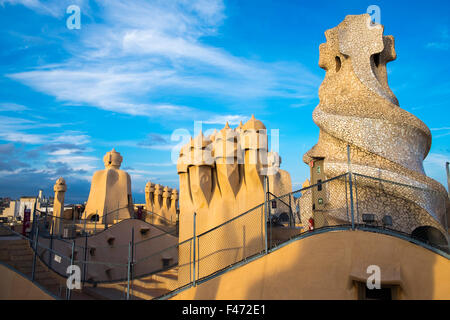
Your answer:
[163,186,171,198]
[54,177,67,193]
[154,184,162,196]
[103,148,123,169]
[145,181,155,193]
[242,115,268,151]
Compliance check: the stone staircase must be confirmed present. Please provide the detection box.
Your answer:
[0,238,93,300]
[0,237,181,300]
[82,267,179,300]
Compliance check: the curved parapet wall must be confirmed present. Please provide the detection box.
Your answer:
[172,230,450,300]
[303,14,448,237]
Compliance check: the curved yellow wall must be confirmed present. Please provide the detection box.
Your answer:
[0,263,54,300]
[172,230,450,300]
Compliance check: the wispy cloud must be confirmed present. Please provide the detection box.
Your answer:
[0,115,89,145]
[48,155,98,172]
[0,103,29,112]
[426,27,449,51]
[134,162,175,167]
[0,0,89,18]
[431,127,450,138]
[6,0,320,119]
[424,152,449,191]
[203,114,248,125]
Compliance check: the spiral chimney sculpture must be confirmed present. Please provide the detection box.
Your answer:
[303,14,448,241]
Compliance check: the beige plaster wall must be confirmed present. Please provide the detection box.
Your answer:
[36,219,178,283]
[0,263,54,300]
[172,230,450,300]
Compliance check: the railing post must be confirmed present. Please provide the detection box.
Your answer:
[31,198,37,240]
[49,220,54,268]
[94,210,97,233]
[288,193,293,227]
[83,233,88,283]
[67,240,75,300]
[446,162,450,198]
[31,226,39,282]
[131,227,135,297]
[83,213,87,234]
[347,144,355,230]
[192,212,197,287]
[263,175,268,253]
[127,241,131,300]
[189,239,192,283]
[268,177,272,249]
[443,162,449,245]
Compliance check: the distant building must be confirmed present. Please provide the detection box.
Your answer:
[18,197,38,220]
[1,200,19,219]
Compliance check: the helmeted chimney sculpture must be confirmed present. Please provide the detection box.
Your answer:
[176,116,293,281]
[84,149,133,224]
[178,116,292,240]
[145,181,178,224]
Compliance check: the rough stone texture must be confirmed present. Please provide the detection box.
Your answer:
[303,14,448,238]
[83,149,133,224]
[177,115,293,241]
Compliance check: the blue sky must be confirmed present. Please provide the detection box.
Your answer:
[0,0,449,203]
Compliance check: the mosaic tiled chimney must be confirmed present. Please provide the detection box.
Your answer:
[302,14,449,241]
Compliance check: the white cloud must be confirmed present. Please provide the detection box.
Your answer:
[203,114,248,125]
[0,0,89,18]
[134,162,175,167]
[430,127,450,138]
[48,155,98,172]
[426,42,449,50]
[0,103,29,112]
[52,133,90,145]
[6,0,320,118]
[0,116,46,143]
[0,115,90,145]
[0,131,45,144]
[426,27,449,51]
